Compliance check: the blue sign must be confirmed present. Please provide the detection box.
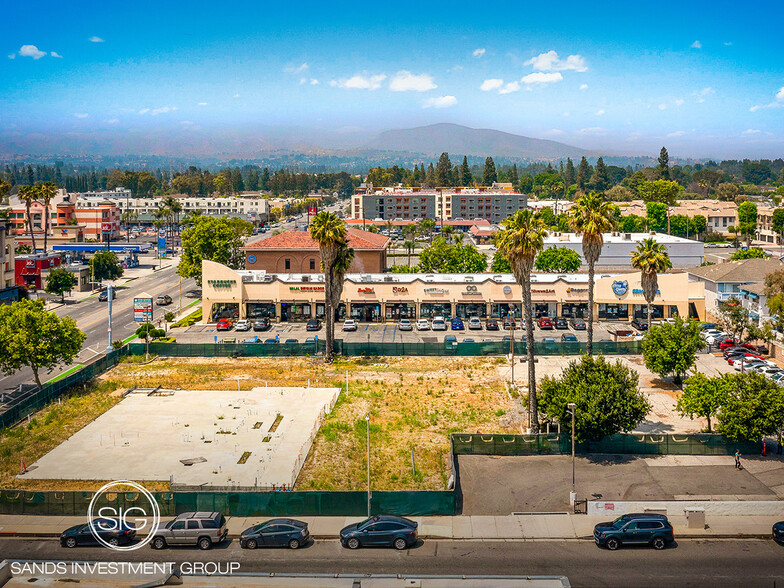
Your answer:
[157,229,166,252]
[612,280,628,296]
[248,254,257,264]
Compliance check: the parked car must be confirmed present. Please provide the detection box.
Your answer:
[723,346,748,359]
[561,334,578,342]
[416,318,430,331]
[151,512,228,550]
[593,513,674,551]
[706,332,731,346]
[773,521,784,544]
[339,515,419,550]
[631,319,648,331]
[253,318,271,331]
[444,335,457,346]
[156,294,173,306]
[61,518,136,548]
[451,317,465,330]
[342,319,358,331]
[571,318,586,330]
[235,319,251,331]
[216,318,234,331]
[718,339,738,350]
[243,336,260,343]
[398,318,413,331]
[485,319,499,330]
[555,317,568,330]
[284,338,298,344]
[754,366,782,376]
[700,323,718,331]
[239,518,309,549]
[542,337,556,343]
[432,317,447,331]
[537,317,554,330]
[264,338,279,344]
[727,352,763,365]
[468,317,483,330]
[503,316,516,330]
[98,289,116,302]
[735,358,775,371]
[306,319,321,331]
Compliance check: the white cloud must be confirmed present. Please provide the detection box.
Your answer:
[545,129,566,136]
[472,48,486,58]
[777,87,784,101]
[750,86,784,112]
[691,40,702,49]
[180,120,194,126]
[422,95,457,109]
[595,109,605,116]
[658,103,667,110]
[89,36,105,43]
[578,127,607,136]
[666,130,686,138]
[693,87,714,103]
[331,74,387,90]
[233,93,240,98]
[299,78,307,84]
[389,71,436,92]
[448,65,463,72]
[673,98,684,106]
[480,78,504,92]
[8,53,15,59]
[104,118,119,124]
[285,62,309,74]
[742,129,761,135]
[524,51,587,72]
[579,83,588,91]
[150,106,177,115]
[197,102,208,106]
[724,41,733,46]
[562,112,570,117]
[19,45,46,59]
[74,113,89,118]
[138,108,150,115]
[309,78,319,85]
[521,72,563,84]
[50,51,62,58]
[499,81,520,94]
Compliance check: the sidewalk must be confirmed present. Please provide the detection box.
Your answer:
[0,513,778,540]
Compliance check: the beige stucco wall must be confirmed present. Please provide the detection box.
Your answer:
[594,271,705,320]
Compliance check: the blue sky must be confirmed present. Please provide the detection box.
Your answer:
[2,0,784,159]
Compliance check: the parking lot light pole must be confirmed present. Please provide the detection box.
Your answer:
[366,413,371,517]
[567,402,576,505]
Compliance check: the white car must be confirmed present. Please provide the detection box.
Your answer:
[235,320,251,331]
[734,358,775,371]
[756,366,783,376]
[705,332,730,346]
[468,317,483,330]
[432,316,447,331]
[398,319,413,331]
[416,319,430,331]
[342,319,358,332]
[700,329,723,340]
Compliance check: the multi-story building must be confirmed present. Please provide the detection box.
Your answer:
[756,204,780,244]
[687,257,784,315]
[618,200,739,235]
[0,221,16,303]
[352,188,528,222]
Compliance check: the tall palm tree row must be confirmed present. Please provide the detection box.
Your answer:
[630,238,672,329]
[18,185,39,254]
[496,209,547,434]
[37,182,58,253]
[569,192,617,355]
[310,211,352,361]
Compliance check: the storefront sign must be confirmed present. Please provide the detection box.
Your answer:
[289,285,324,292]
[503,286,512,295]
[462,285,482,295]
[207,279,237,288]
[358,287,375,294]
[424,287,448,294]
[101,222,113,233]
[392,286,408,294]
[632,288,661,296]
[247,254,257,264]
[567,287,588,294]
[133,296,153,323]
[531,288,556,294]
[612,280,628,296]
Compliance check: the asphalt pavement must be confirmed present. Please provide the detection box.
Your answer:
[0,537,781,587]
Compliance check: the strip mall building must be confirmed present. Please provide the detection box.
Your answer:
[202,260,705,324]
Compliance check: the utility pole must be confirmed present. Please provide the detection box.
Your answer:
[105,284,113,353]
[365,413,371,518]
[509,313,515,390]
[567,402,576,506]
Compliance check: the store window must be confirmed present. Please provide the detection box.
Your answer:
[350,303,381,322]
[633,305,664,320]
[285,258,291,270]
[420,302,452,319]
[280,302,311,321]
[561,303,588,319]
[455,302,487,318]
[315,302,346,320]
[598,303,629,320]
[385,302,416,320]
[491,303,522,319]
[210,302,239,321]
[246,303,276,319]
[309,258,316,271]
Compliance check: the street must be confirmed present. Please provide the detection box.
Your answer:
[0,537,782,587]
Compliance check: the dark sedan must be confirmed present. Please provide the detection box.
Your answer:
[61,518,136,548]
[570,318,586,330]
[485,319,499,330]
[306,319,321,331]
[554,317,568,330]
[240,518,309,549]
[773,521,784,544]
[340,515,418,550]
[98,289,116,302]
[253,318,271,331]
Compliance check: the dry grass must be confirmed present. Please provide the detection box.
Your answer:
[1,356,521,491]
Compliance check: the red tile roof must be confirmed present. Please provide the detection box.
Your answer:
[245,228,390,250]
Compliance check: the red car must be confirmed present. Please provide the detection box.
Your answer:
[216,318,234,331]
[727,352,762,365]
[537,317,554,329]
[718,339,737,350]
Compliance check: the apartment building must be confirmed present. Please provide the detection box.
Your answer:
[0,222,15,301]
[756,204,780,244]
[619,200,738,235]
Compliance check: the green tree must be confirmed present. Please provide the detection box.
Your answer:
[460,156,473,186]
[435,152,453,187]
[178,216,252,284]
[490,250,511,272]
[642,317,703,385]
[403,240,416,267]
[539,354,650,442]
[691,214,707,237]
[715,182,739,202]
[518,175,534,193]
[15,244,32,254]
[630,238,672,329]
[564,158,576,187]
[0,299,86,390]
[496,209,547,433]
[730,248,766,260]
[310,211,351,361]
[570,192,617,355]
[619,214,646,232]
[18,185,39,253]
[45,267,77,303]
[136,323,165,341]
[534,246,581,272]
[37,181,57,253]
[89,250,124,282]
[676,372,728,433]
[717,372,784,441]
[482,157,497,186]
[736,201,757,247]
[590,157,609,192]
[741,161,772,185]
[576,157,590,192]
[638,179,681,206]
[646,202,668,232]
[417,237,488,272]
[657,147,670,180]
[716,298,754,344]
[771,208,784,244]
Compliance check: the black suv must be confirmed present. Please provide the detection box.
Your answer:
[340,515,418,550]
[594,513,673,550]
[631,319,648,331]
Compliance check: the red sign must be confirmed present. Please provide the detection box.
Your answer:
[101,222,113,233]
[308,207,318,215]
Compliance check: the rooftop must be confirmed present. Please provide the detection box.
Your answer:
[686,257,784,283]
[245,228,390,250]
[544,232,701,245]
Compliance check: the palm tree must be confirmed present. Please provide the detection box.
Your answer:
[18,185,39,253]
[38,182,57,253]
[404,240,416,267]
[630,238,672,330]
[570,192,617,355]
[122,210,139,243]
[310,211,350,361]
[496,209,547,434]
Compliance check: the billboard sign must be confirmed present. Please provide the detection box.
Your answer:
[101,222,113,234]
[157,229,166,253]
[308,206,318,215]
[133,294,153,323]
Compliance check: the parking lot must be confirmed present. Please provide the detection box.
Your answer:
[172,319,638,345]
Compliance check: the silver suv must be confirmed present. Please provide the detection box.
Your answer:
[151,512,228,550]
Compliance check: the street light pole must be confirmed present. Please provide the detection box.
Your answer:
[567,402,576,506]
[365,413,371,518]
[106,284,113,353]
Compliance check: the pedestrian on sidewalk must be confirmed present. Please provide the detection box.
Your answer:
[734,449,742,470]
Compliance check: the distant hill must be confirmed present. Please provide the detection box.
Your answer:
[364,123,597,161]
